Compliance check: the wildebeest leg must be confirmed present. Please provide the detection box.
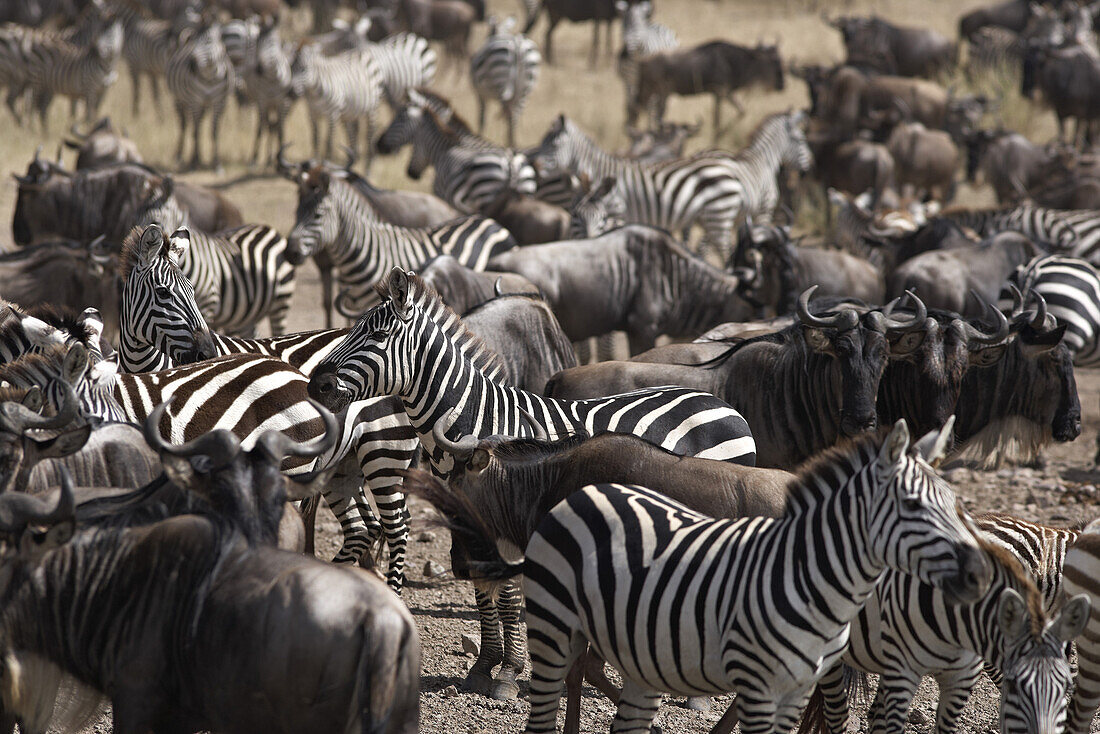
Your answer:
[466,585,505,695]
[574,339,593,365]
[709,697,739,734]
[626,329,657,357]
[491,580,526,699]
[210,100,225,172]
[250,106,265,165]
[130,66,142,115]
[596,332,618,361]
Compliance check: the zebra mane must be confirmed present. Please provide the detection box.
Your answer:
[414,88,477,140]
[117,224,163,282]
[21,304,87,343]
[374,274,507,380]
[973,531,1046,637]
[0,387,31,404]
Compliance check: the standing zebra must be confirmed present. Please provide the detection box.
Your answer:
[307,268,757,698]
[135,178,296,336]
[166,16,234,169]
[289,42,383,165]
[615,0,678,125]
[469,16,541,147]
[534,111,812,258]
[221,16,293,167]
[118,8,179,115]
[1002,254,1100,365]
[376,89,537,214]
[368,30,437,108]
[408,419,989,733]
[941,204,1100,265]
[283,165,516,317]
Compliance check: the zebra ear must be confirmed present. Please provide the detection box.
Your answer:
[878,419,910,470]
[167,228,192,265]
[1053,594,1091,642]
[387,268,413,319]
[912,415,955,467]
[61,343,90,386]
[21,386,43,412]
[997,587,1029,640]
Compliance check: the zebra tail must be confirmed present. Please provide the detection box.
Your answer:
[399,469,525,581]
[793,685,827,734]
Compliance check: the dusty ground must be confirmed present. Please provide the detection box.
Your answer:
[4,0,1100,731]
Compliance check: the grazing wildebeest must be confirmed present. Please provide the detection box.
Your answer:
[0,444,422,734]
[527,0,618,67]
[62,117,142,170]
[487,224,754,354]
[629,40,784,134]
[885,120,960,201]
[826,14,957,77]
[1022,41,1100,148]
[888,231,1043,315]
[546,290,924,468]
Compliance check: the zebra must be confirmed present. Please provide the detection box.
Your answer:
[615,0,677,124]
[376,88,537,214]
[115,222,419,587]
[411,419,988,733]
[469,16,541,147]
[283,164,516,318]
[533,110,812,259]
[135,179,296,336]
[367,30,437,108]
[1065,520,1100,734]
[811,531,1089,734]
[165,16,234,169]
[307,267,757,698]
[113,2,190,116]
[221,16,293,167]
[289,41,383,165]
[940,204,1100,266]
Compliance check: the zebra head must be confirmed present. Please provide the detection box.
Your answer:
[119,224,215,370]
[0,343,126,424]
[289,41,319,99]
[865,417,991,605]
[376,90,432,179]
[568,177,624,238]
[995,586,1089,734]
[532,114,576,178]
[782,111,813,174]
[286,167,339,266]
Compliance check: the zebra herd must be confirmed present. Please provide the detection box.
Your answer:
[9,0,1100,733]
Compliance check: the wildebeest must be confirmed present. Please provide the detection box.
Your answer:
[959,0,1035,40]
[390,0,476,70]
[546,290,924,468]
[487,224,754,354]
[62,118,143,170]
[807,129,898,210]
[885,121,959,201]
[965,128,1059,204]
[826,14,957,77]
[814,66,951,138]
[0,448,422,734]
[1022,41,1100,148]
[418,255,540,314]
[527,0,619,66]
[629,40,784,134]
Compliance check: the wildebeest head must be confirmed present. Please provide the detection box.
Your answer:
[142,398,337,545]
[0,382,90,496]
[11,148,72,247]
[752,41,785,92]
[118,224,216,367]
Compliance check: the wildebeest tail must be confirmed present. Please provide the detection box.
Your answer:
[399,469,525,580]
[358,609,421,734]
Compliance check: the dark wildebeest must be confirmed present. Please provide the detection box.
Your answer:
[487,224,754,355]
[885,121,960,201]
[545,290,925,468]
[815,66,951,138]
[888,232,1043,316]
[390,0,476,71]
[826,14,957,78]
[418,255,540,314]
[63,117,142,170]
[1022,41,1100,148]
[807,127,898,210]
[965,129,1059,204]
[959,0,1035,40]
[1020,148,1100,210]
[12,159,243,247]
[0,432,422,734]
[629,40,784,135]
[527,0,619,67]
[480,177,622,244]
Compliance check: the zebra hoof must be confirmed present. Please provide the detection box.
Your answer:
[462,671,495,697]
[490,678,520,701]
[684,696,710,712]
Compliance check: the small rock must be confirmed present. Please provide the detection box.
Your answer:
[444,685,459,698]
[417,531,437,543]
[997,469,1014,479]
[423,560,446,578]
[908,707,930,726]
[461,634,480,657]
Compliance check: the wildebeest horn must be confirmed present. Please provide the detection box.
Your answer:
[518,406,547,441]
[144,399,241,468]
[1006,283,1025,318]
[1030,291,1049,329]
[0,465,75,531]
[257,399,338,462]
[963,297,1010,345]
[797,286,843,328]
[432,410,480,458]
[0,380,80,433]
[32,145,43,166]
[881,290,927,332]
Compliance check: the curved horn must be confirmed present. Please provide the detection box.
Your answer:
[257,399,339,463]
[494,276,504,297]
[1030,291,1049,329]
[431,410,480,458]
[32,145,43,167]
[517,406,547,441]
[1006,283,1025,318]
[796,286,841,327]
[0,379,80,433]
[882,290,927,332]
[143,399,241,466]
[963,297,1010,345]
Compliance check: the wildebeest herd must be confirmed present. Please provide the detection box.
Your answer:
[6,0,1100,732]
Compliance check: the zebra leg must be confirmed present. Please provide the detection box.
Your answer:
[507,103,517,149]
[526,628,586,733]
[868,671,920,734]
[210,101,225,172]
[130,67,142,116]
[466,585,505,696]
[713,94,721,142]
[1068,638,1100,734]
[588,20,600,69]
[932,668,979,734]
[609,681,663,733]
[363,110,375,170]
[573,339,593,365]
[544,18,558,65]
[597,332,620,361]
[477,96,487,135]
[250,107,264,166]
[174,102,188,165]
[370,481,410,592]
[312,250,336,329]
[491,580,526,700]
[325,486,382,566]
[191,109,205,170]
[817,663,852,734]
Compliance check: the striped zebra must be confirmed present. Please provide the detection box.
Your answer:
[1000,254,1100,365]
[1064,520,1100,734]
[116,223,418,586]
[166,17,234,169]
[615,0,678,124]
[283,165,516,318]
[112,2,185,115]
[469,16,541,147]
[376,88,537,214]
[136,180,296,336]
[417,419,987,733]
[533,110,812,259]
[811,531,1089,734]
[221,16,292,166]
[367,31,437,108]
[940,204,1100,265]
[289,41,383,165]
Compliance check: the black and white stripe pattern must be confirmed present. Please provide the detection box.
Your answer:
[119,10,178,114]
[376,89,537,214]
[368,31,437,108]
[470,17,540,147]
[942,204,1100,266]
[165,19,234,167]
[615,0,677,119]
[1001,254,1100,366]
[285,170,515,316]
[515,422,981,733]
[222,17,293,166]
[533,111,811,257]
